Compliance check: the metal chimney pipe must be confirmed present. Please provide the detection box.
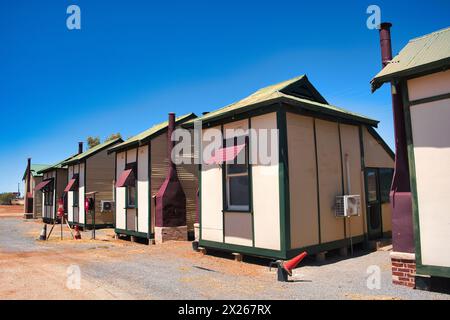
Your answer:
[78,142,83,154]
[24,157,32,214]
[26,158,31,194]
[377,22,414,253]
[379,22,393,68]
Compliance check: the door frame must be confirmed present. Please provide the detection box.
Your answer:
[365,167,383,240]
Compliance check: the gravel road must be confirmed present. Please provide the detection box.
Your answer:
[0,213,449,300]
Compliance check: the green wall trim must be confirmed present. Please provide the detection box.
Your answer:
[409,92,450,106]
[417,265,450,279]
[199,235,366,260]
[401,81,423,268]
[337,123,347,242]
[248,118,255,247]
[359,126,369,243]
[115,228,149,239]
[69,222,113,230]
[287,235,365,258]
[312,118,322,244]
[199,239,287,259]
[148,141,152,236]
[276,107,291,253]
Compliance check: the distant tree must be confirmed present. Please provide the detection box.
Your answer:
[0,193,15,205]
[105,133,122,142]
[87,136,100,149]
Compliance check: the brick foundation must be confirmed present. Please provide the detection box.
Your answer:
[390,252,416,288]
[154,225,187,244]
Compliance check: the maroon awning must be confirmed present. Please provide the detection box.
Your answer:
[204,144,245,165]
[34,179,52,192]
[64,178,78,193]
[116,169,135,187]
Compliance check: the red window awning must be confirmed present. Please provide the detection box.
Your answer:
[116,169,135,187]
[34,179,53,192]
[204,144,245,165]
[64,178,78,193]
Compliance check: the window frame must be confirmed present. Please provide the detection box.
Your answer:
[125,162,137,209]
[43,179,54,206]
[44,189,54,206]
[73,189,79,207]
[223,136,251,212]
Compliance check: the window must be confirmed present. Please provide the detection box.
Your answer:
[379,168,394,203]
[367,171,378,203]
[127,185,137,207]
[224,137,250,211]
[44,190,53,206]
[125,163,137,208]
[73,190,79,207]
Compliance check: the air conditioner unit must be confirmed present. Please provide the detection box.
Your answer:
[335,195,361,217]
[101,200,114,213]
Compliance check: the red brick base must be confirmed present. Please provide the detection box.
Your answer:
[391,252,416,288]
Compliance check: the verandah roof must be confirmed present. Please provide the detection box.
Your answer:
[34,179,53,192]
[204,144,245,165]
[64,175,79,192]
[116,169,135,188]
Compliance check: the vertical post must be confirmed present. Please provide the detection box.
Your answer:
[92,194,96,240]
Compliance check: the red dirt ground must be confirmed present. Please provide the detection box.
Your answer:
[0,205,23,217]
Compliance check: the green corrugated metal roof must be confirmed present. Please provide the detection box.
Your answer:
[108,113,197,153]
[22,164,50,180]
[183,75,378,126]
[372,26,450,91]
[37,155,78,174]
[62,138,123,165]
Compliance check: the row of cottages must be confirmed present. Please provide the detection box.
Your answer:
[35,154,77,224]
[62,138,123,230]
[107,113,198,243]
[372,24,450,287]
[183,75,395,260]
[22,158,49,219]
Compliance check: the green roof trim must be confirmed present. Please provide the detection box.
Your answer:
[62,138,123,165]
[183,75,378,127]
[22,164,50,180]
[372,26,450,92]
[108,113,197,153]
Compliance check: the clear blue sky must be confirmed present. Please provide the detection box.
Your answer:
[1,0,449,193]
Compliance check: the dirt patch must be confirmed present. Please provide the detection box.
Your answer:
[0,205,24,218]
[345,293,402,300]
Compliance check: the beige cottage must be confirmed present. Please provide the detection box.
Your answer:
[188,75,394,259]
[108,113,198,242]
[62,138,122,230]
[36,156,75,224]
[23,162,49,219]
[372,26,450,282]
